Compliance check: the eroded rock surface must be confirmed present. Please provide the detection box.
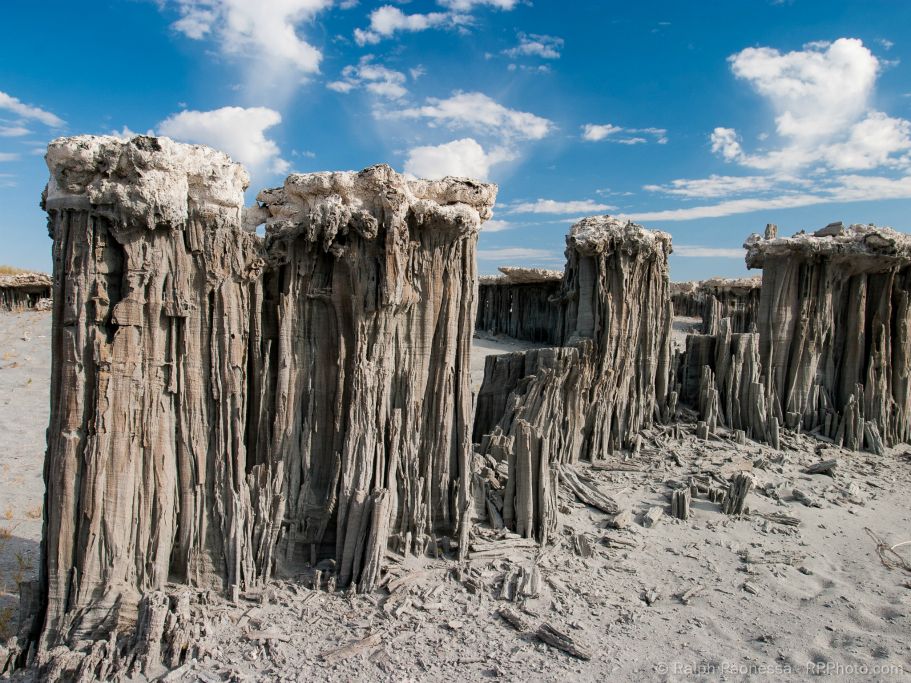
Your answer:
[0,273,52,310]
[745,222,911,451]
[475,267,564,344]
[474,217,673,539]
[250,165,496,587]
[671,276,761,334]
[40,136,263,663]
[29,136,496,678]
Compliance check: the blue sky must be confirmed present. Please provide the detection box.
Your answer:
[2,0,910,280]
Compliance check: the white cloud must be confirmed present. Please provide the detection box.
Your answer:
[158,106,289,175]
[0,126,30,137]
[503,33,563,60]
[509,198,614,214]
[354,6,452,45]
[582,124,622,141]
[167,0,331,97]
[438,0,517,9]
[328,56,408,99]
[715,38,911,172]
[822,112,911,170]
[395,91,553,141]
[628,173,911,221]
[673,246,745,258]
[0,91,64,127]
[644,174,779,199]
[731,39,877,141]
[354,1,518,45]
[481,218,514,232]
[582,123,667,144]
[0,153,21,162]
[404,138,513,180]
[710,127,743,161]
[477,247,561,261]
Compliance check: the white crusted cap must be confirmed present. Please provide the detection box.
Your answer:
[44,135,248,229]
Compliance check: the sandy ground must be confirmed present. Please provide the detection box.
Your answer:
[0,312,49,639]
[470,332,548,390]
[2,312,911,681]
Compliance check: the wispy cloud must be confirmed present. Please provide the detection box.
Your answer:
[582,123,667,144]
[165,0,332,100]
[0,91,64,127]
[503,33,563,59]
[328,56,408,99]
[481,218,515,232]
[477,247,562,261]
[673,245,745,258]
[630,173,911,221]
[643,174,781,199]
[508,198,614,214]
[390,91,553,141]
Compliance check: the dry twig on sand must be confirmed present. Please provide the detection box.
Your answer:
[865,528,911,574]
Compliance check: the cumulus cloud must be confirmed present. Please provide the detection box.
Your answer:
[710,127,744,161]
[0,91,64,127]
[354,6,452,45]
[328,56,408,99]
[167,0,332,98]
[404,138,514,180]
[394,91,553,141]
[713,38,910,171]
[158,106,289,175]
[508,198,614,214]
[582,123,667,144]
[503,33,563,60]
[641,37,911,223]
[354,0,517,45]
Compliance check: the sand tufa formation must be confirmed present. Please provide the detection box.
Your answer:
[9,135,911,680]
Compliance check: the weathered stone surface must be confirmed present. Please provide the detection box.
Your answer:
[479,217,673,454]
[671,276,761,334]
[745,223,911,450]
[474,217,673,539]
[250,164,495,584]
[680,319,775,445]
[0,272,52,310]
[40,136,264,662]
[32,136,496,676]
[475,267,564,344]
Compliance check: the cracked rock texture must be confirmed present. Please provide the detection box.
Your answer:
[0,273,52,310]
[475,267,564,344]
[474,218,673,537]
[745,222,911,451]
[250,165,495,587]
[31,137,496,677]
[670,276,761,334]
[38,136,265,663]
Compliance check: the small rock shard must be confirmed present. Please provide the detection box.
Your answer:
[642,506,664,528]
[535,623,592,661]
